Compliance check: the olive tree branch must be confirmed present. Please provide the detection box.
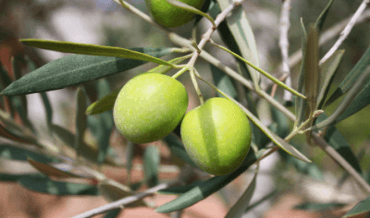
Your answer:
[319,0,369,65]
[279,0,293,103]
[277,8,370,71]
[113,0,370,195]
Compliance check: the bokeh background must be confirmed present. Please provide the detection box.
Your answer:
[0,0,369,217]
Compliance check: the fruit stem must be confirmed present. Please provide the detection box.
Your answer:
[190,68,204,105]
[172,67,188,79]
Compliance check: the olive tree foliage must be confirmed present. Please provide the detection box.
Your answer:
[0,0,370,217]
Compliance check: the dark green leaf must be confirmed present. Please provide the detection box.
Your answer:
[225,168,257,218]
[194,0,212,27]
[21,39,173,66]
[125,141,134,183]
[2,47,171,96]
[104,209,121,218]
[294,202,345,211]
[40,92,53,125]
[0,173,44,182]
[335,74,370,123]
[343,196,370,217]
[163,134,198,168]
[210,64,237,99]
[315,113,362,174]
[75,88,88,158]
[157,181,203,195]
[325,46,370,107]
[50,124,98,162]
[314,0,333,31]
[317,50,344,109]
[0,144,57,163]
[144,145,160,188]
[18,175,99,195]
[155,150,258,213]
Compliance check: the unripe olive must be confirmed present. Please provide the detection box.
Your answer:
[113,73,188,143]
[181,97,252,176]
[145,0,205,28]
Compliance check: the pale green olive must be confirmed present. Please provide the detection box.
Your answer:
[181,97,252,176]
[145,0,205,28]
[113,73,188,143]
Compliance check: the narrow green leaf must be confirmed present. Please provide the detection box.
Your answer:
[244,190,277,212]
[157,181,203,195]
[2,47,171,96]
[316,50,345,109]
[210,64,237,99]
[294,202,345,211]
[27,159,81,178]
[104,209,121,218]
[335,79,370,123]
[125,141,134,184]
[0,144,57,163]
[24,55,54,125]
[75,88,88,158]
[21,39,173,66]
[98,180,146,207]
[0,109,37,144]
[155,151,258,213]
[314,0,334,31]
[86,89,120,115]
[315,113,362,174]
[325,46,370,107]
[166,0,215,26]
[225,167,258,218]
[163,134,198,168]
[40,92,53,125]
[50,124,98,162]
[216,0,260,90]
[304,25,320,114]
[144,145,160,188]
[0,173,44,182]
[311,67,370,130]
[18,175,99,195]
[343,196,370,218]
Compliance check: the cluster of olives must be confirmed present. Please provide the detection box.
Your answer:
[113,73,252,176]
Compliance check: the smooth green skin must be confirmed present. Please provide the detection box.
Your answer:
[181,97,252,176]
[145,0,205,28]
[113,73,188,144]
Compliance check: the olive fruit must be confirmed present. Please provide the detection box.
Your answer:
[181,97,252,176]
[145,0,205,28]
[113,73,188,143]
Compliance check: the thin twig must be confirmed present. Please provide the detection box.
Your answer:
[319,0,369,65]
[71,182,175,218]
[279,0,293,102]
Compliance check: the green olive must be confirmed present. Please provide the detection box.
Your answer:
[181,97,252,175]
[145,0,205,28]
[113,73,188,143]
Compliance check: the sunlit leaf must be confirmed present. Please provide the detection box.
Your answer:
[86,89,120,115]
[216,0,260,89]
[21,39,173,66]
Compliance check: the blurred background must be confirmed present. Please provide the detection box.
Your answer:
[0,0,369,217]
